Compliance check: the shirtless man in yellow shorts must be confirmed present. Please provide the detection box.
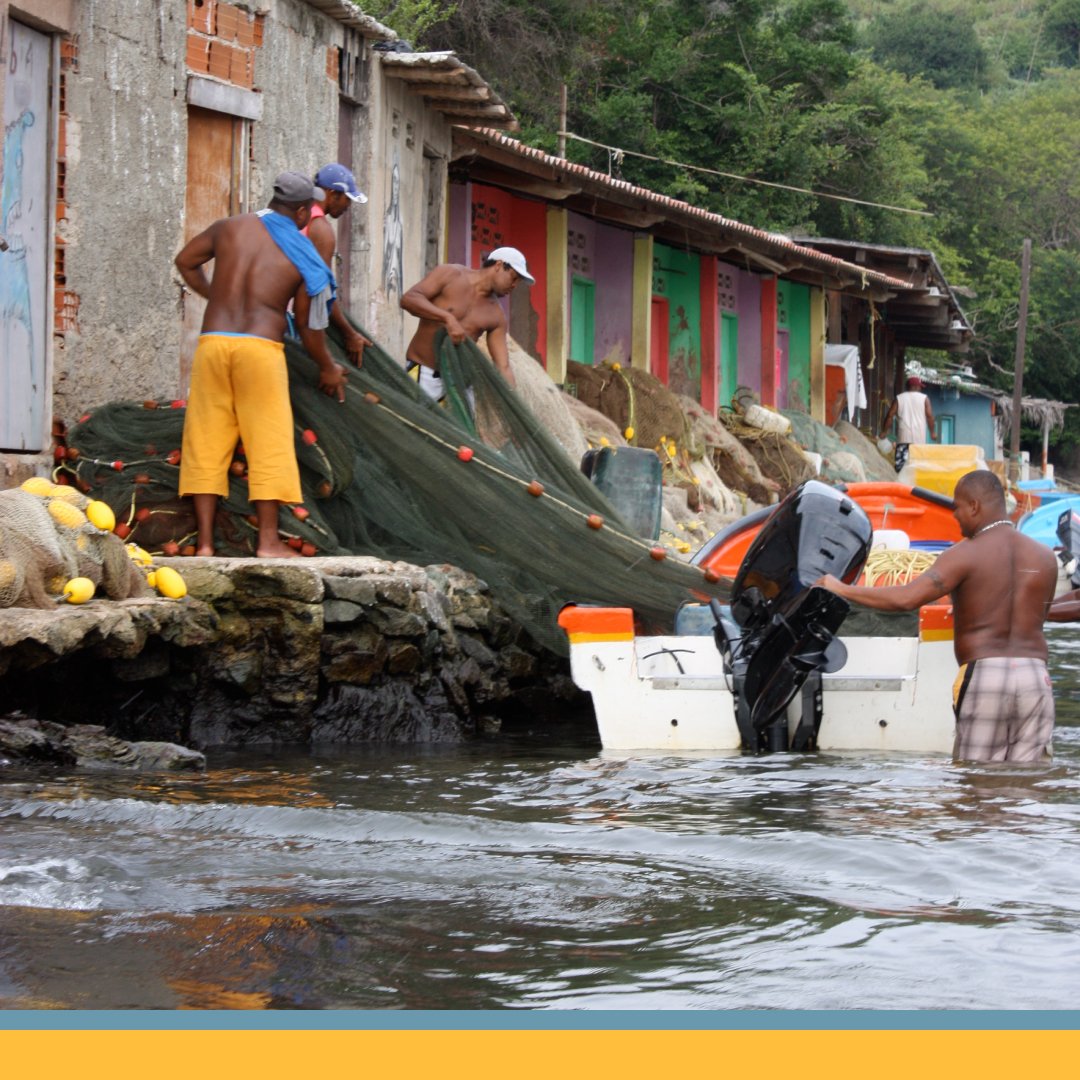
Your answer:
[174,171,347,558]
[400,246,534,396]
[817,471,1059,762]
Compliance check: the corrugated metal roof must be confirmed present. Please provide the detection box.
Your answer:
[380,52,516,130]
[302,1,397,40]
[453,128,913,293]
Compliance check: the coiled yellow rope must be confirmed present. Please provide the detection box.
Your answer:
[860,548,939,587]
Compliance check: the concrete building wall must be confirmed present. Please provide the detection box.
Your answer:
[926,388,995,457]
[58,1,189,417]
[565,210,634,366]
[1,0,467,485]
[361,65,452,357]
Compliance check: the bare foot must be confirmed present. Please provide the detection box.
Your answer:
[195,545,215,557]
[256,543,300,559]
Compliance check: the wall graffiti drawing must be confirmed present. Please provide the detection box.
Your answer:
[1,20,50,452]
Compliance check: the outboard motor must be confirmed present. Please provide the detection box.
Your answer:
[1056,508,1080,590]
[713,480,873,754]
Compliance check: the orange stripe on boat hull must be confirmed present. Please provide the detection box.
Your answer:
[557,606,635,639]
[919,603,954,641]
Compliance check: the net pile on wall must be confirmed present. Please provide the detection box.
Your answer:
[0,483,147,608]
[58,327,728,652]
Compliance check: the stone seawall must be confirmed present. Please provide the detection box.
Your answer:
[0,557,589,749]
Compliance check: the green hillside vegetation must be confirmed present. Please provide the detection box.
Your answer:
[365,0,1080,463]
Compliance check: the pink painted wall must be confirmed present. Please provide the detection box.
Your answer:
[735,266,763,395]
[566,211,634,365]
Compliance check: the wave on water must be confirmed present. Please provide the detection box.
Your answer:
[0,856,101,910]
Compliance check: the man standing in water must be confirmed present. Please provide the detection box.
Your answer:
[400,246,534,398]
[817,470,1058,762]
[175,171,347,558]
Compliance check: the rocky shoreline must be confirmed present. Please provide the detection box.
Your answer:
[0,557,590,768]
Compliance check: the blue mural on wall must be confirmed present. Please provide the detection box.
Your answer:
[1,107,37,378]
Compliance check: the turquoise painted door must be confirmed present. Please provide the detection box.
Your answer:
[571,277,595,364]
[720,312,738,411]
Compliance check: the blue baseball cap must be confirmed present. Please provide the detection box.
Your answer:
[314,163,367,204]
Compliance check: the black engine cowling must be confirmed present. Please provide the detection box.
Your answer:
[719,480,873,753]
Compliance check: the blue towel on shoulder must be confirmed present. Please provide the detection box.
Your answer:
[256,209,336,327]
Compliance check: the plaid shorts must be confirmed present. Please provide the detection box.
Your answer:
[952,657,1054,763]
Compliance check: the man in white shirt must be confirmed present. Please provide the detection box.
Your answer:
[881,375,935,472]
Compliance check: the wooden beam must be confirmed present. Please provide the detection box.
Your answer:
[409,85,491,102]
[546,206,569,386]
[462,164,582,202]
[383,66,467,83]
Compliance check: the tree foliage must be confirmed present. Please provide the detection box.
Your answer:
[408,0,1080,458]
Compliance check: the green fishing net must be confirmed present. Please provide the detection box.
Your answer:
[60,323,729,652]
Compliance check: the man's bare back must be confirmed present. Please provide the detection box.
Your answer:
[923,525,1057,663]
[179,214,303,340]
[817,471,1058,664]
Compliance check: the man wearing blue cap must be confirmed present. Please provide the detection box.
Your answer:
[304,163,371,366]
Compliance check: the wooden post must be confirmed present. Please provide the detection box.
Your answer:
[558,85,567,159]
[545,206,569,386]
[1010,238,1031,482]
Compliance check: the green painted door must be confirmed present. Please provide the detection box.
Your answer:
[720,312,738,411]
[571,276,595,364]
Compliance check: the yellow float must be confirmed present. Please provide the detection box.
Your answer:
[153,566,187,600]
[125,543,153,567]
[20,476,54,497]
[48,499,88,530]
[61,577,95,604]
[85,500,116,532]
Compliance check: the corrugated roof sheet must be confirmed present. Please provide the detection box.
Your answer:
[302,1,397,40]
[454,127,914,292]
[380,52,516,130]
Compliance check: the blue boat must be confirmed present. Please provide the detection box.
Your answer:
[1017,496,1080,549]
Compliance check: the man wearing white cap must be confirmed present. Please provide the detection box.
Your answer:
[303,163,371,366]
[400,246,534,396]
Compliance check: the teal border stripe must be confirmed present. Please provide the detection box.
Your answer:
[1,1011,1078,1030]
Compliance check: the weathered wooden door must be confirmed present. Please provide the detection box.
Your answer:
[180,106,247,391]
[1,20,52,451]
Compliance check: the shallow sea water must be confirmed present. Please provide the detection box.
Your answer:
[4,628,1080,1011]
